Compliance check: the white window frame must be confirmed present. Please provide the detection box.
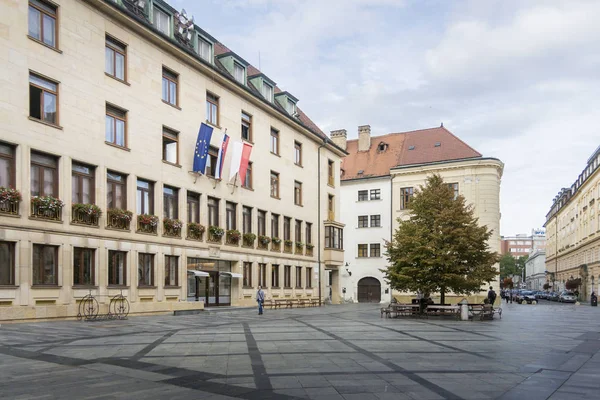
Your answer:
[153,6,171,36]
[262,82,273,102]
[197,36,212,62]
[233,61,245,84]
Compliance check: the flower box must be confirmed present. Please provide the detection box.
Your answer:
[208,226,224,243]
[271,241,281,252]
[306,246,314,257]
[257,235,270,250]
[187,222,205,241]
[295,242,304,255]
[106,208,132,230]
[226,229,241,245]
[163,218,182,238]
[30,196,63,221]
[72,203,101,226]
[242,232,256,248]
[137,214,158,234]
[0,187,21,216]
[284,240,293,253]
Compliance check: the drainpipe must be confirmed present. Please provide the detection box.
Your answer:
[317,139,327,306]
[389,176,393,303]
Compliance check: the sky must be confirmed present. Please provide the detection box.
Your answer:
[171,0,600,236]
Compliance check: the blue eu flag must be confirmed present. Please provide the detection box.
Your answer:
[193,123,214,174]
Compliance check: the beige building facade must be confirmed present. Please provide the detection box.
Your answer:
[0,0,345,321]
[545,146,600,298]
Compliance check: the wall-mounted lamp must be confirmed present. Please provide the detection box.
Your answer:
[346,269,352,276]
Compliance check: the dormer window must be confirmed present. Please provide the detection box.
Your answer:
[197,36,212,62]
[286,98,296,114]
[153,6,171,36]
[233,61,245,84]
[408,145,415,150]
[377,142,388,152]
[262,82,273,102]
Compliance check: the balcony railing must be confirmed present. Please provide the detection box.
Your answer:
[186,224,204,241]
[271,241,281,252]
[163,220,182,238]
[71,206,99,227]
[106,209,132,231]
[284,241,293,253]
[0,200,19,216]
[31,199,62,222]
[207,227,224,244]
[136,215,158,235]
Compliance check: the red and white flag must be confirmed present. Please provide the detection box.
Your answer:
[239,143,253,186]
[228,141,243,181]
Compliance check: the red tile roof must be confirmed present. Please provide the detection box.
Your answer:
[341,126,482,180]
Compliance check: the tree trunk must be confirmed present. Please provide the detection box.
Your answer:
[440,287,445,305]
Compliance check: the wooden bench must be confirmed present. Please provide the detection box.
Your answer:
[298,298,311,308]
[274,299,288,309]
[287,299,299,308]
[426,305,460,319]
[310,299,320,307]
[263,299,276,309]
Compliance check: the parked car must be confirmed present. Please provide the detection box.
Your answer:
[517,291,537,304]
[559,291,577,303]
[548,292,559,301]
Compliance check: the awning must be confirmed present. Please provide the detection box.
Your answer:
[187,270,209,277]
[220,272,243,279]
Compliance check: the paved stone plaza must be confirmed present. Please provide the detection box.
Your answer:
[1,302,600,400]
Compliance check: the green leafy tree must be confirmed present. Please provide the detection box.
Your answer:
[382,174,499,304]
[516,255,528,277]
[499,254,517,278]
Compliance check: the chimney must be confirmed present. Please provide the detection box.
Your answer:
[358,125,371,152]
[330,129,347,151]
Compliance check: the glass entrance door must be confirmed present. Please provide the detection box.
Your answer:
[207,272,217,305]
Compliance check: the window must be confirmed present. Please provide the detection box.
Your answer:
[241,112,252,142]
[163,186,178,219]
[32,244,58,285]
[226,201,237,230]
[206,92,219,125]
[73,248,94,286]
[447,183,459,200]
[295,266,302,288]
[258,210,266,236]
[262,82,273,102]
[0,143,15,188]
[153,6,171,36]
[187,192,200,223]
[358,216,368,228]
[270,171,280,198]
[306,223,312,245]
[270,128,279,155]
[206,146,219,177]
[138,253,154,286]
[30,151,57,197]
[197,36,212,61]
[162,127,179,164]
[0,242,15,286]
[243,262,252,288]
[258,263,266,287]
[370,189,381,200]
[294,142,302,166]
[162,67,178,106]
[136,179,154,215]
[284,217,291,241]
[243,162,253,189]
[233,62,245,84]
[208,197,219,227]
[72,162,95,204]
[325,226,344,250]
[28,0,57,48]
[306,267,312,288]
[400,187,414,210]
[358,244,368,257]
[164,255,178,286]
[284,265,292,288]
[105,35,126,81]
[105,104,126,147]
[328,194,334,219]
[29,73,58,125]
[108,250,127,286]
[358,190,368,201]
[286,99,296,114]
[294,181,302,206]
[370,243,381,258]
[370,215,381,227]
[107,171,126,209]
[295,220,302,242]
[242,206,252,234]
[328,160,334,186]
[272,264,280,287]
[271,213,279,238]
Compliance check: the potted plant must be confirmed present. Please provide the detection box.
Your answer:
[108,208,133,222]
[31,195,64,220]
[284,239,293,246]
[295,242,304,248]
[226,229,241,244]
[271,237,282,244]
[163,218,183,235]
[258,235,271,245]
[0,187,22,214]
[306,243,314,250]
[138,214,159,226]
[209,225,225,238]
[243,232,256,244]
[72,203,102,216]
[188,222,205,238]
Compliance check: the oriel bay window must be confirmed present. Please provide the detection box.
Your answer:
[73,248,95,286]
[242,206,252,234]
[107,171,126,209]
[206,92,219,126]
[29,73,58,125]
[0,242,15,286]
[257,210,266,236]
[295,266,302,288]
[162,67,178,107]
[163,186,178,219]
[284,265,292,288]
[136,179,154,215]
[162,127,179,165]
[0,142,15,189]
[108,250,127,286]
[271,264,280,287]
[32,244,58,285]
[164,256,178,287]
[138,253,154,287]
[325,226,344,250]
[28,0,58,49]
[105,104,127,148]
[105,35,126,81]
[71,162,95,204]
[226,201,237,230]
[208,197,219,227]
[31,151,58,197]
[400,187,414,210]
[258,263,266,287]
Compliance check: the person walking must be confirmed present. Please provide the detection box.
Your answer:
[487,286,497,307]
[256,286,265,315]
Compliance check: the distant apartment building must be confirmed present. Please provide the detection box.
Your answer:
[501,229,546,257]
[525,250,546,290]
[545,146,600,296]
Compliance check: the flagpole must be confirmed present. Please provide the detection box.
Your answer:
[230,173,238,194]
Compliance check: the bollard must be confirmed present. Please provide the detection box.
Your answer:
[461,303,469,321]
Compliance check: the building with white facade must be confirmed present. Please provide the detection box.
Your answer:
[333,124,503,304]
[526,250,546,290]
